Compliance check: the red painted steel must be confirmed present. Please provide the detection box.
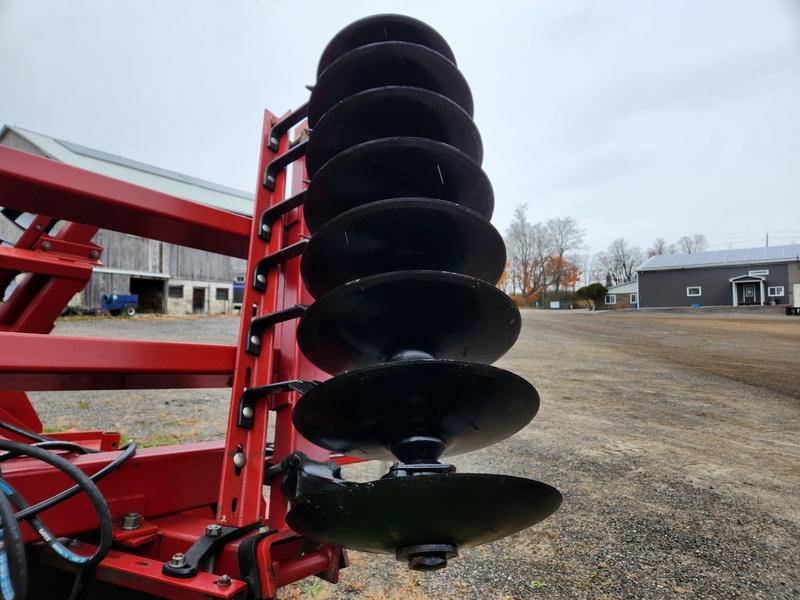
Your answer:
[217,109,286,529]
[2,442,224,543]
[0,145,252,258]
[31,543,247,600]
[0,246,94,280]
[0,108,348,596]
[215,109,343,595]
[0,333,235,390]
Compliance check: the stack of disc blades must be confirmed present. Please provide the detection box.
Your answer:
[289,14,561,571]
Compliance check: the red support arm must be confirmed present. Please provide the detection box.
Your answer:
[0,333,235,391]
[0,146,252,258]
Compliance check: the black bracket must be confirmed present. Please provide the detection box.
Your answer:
[263,139,308,191]
[237,379,316,428]
[245,304,307,355]
[258,190,306,242]
[237,529,279,600]
[280,452,353,504]
[161,521,262,579]
[252,240,308,292]
[267,102,309,152]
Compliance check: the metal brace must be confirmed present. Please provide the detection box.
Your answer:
[161,521,262,579]
[257,190,307,243]
[266,102,309,152]
[237,379,316,429]
[251,240,308,292]
[245,304,307,356]
[263,139,308,191]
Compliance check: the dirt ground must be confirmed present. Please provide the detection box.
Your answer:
[35,308,800,599]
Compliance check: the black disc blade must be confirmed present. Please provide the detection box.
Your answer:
[303,137,493,234]
[309,41,472,127]
[286,474,562,554]
[301,199,506,298]
[305,87,482,178]
[317,14,456,78]
[296,271,521,375]
[293,361,539,461]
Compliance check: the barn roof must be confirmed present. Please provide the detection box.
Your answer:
[0,125,254,216]
[638,244,800,272]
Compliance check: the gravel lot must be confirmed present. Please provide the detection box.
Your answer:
[34,308,800,599]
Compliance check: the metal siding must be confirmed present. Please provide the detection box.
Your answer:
[0,130,45,157]
[639,263,791,307]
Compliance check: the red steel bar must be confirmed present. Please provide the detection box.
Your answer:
[0,333,235,390]
[2,441,224,543]
[0,145,252,258]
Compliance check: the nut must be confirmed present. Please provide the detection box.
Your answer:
[121,512,141,530]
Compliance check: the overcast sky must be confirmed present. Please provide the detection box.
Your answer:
[2,0,799,255]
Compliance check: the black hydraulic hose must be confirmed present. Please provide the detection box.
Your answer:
[12,442,136,522]
[0,421,51,443]
[0,441,113,569]
[0,441,93,464]
[0,477,26,600]
[1,479,102,567]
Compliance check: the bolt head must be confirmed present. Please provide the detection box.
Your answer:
[233,452,247,468]
[122,511,142,530]
[242,406,254,419]
[206,524,223,537]
[216,574,232,587]
[169,552,186,568]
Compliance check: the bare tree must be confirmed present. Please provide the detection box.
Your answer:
[504,205,552,306]
[647,237,676,257]
[595,238,644,285]
[545,216,585,294]
[677,233,708,254]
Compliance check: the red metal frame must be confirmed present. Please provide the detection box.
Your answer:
[0,108,347,598]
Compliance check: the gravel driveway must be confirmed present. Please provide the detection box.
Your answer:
[32,309,800,599]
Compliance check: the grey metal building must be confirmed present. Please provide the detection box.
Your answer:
[1,126,252,315]
[637,245,800,308]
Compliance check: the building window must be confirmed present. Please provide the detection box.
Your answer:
[168,285,184,298]
[605,294,616,304]
[630,293,638,304]
[216,287,229,301]
[768,286,784,297]
[749,270,769,276]
[687,287,702,297]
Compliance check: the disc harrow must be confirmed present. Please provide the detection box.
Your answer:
[286,14,562,571]
[0,12,561,597]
